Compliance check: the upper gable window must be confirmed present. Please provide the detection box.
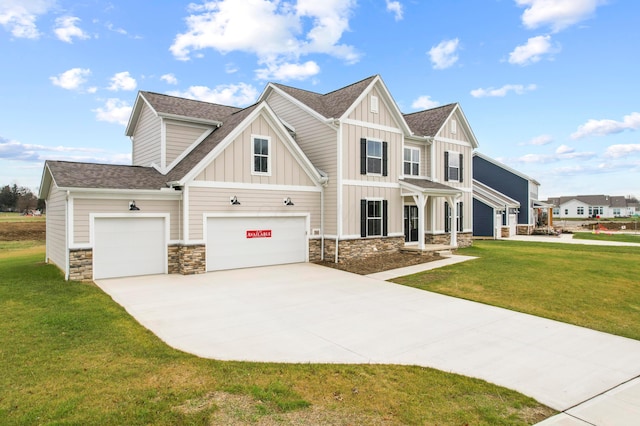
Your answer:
[450,119,457,134]
[360,138,388,176]
[403,147,420,176]
[445,151,463,182]
[252,135,271,176]
[370,95,379,114]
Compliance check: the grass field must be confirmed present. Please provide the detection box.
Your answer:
[572,231,640,243]
[0,212,45,223]
[0,243,553,425]
[394,240,640,341]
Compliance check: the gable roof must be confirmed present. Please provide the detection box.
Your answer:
[473,179,520,210]
[267,75,377,119]
[545,194,634,207]
[403,103,457,137]
[125,91,241,136]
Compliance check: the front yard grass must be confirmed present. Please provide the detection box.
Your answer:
[572,231,640,243]
[0,244,553,425]
[394,240,640,341]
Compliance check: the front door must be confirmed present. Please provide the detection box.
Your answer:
[404,205,419,242]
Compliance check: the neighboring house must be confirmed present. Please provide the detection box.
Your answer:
[472,152,548,237]
[39,75,478,281]
[547,195,639,218]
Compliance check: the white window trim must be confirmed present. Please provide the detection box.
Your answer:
[366,138,383,176]
[366,199,383,237]
[251,134,271,177]
[404,147,420,176]
[447,150,460,182]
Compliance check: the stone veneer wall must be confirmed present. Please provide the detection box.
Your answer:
[501,227,511,238]
[173,244,206,275]
[69,249,93,281]
[323,236,404,263]
[517,225,534,235]
[308,239,322,262]
[424,233,473,248]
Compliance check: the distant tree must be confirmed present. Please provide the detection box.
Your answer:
[0,184,39,212]
[0,185,17,211]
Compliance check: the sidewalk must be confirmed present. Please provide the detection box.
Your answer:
[507,233,640,247]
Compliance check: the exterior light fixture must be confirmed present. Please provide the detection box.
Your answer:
[283,197,294,206]
[230,195,241,205]
[129,201,140,211]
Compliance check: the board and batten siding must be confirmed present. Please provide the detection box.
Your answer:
[188,186,321,241]
[195,114,315,188]
[45,185,67,272]
[265,90,339,235]
[132,104,161,167]
[343,186,401,237]
[347,86,399,129]
[72,198,181,244]
[165,121,210,166]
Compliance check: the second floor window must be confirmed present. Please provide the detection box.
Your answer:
[252,136,270,175]
[445,151,463,182]
[404,147,420,176]
[360,138,388,176]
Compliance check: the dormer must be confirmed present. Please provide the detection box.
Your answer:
[125,91,239,173]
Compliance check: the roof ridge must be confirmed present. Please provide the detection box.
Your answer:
[403,102,457,116]
[140,90,242,110]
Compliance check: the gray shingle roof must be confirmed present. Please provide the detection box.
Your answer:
[272,75,377,119]
[46,161,168,190]
[140,91,241,122]
[400,178,459,192]
[403,103,457,137]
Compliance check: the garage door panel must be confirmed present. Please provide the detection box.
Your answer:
[207,217,306,271]
[94,217,166,279]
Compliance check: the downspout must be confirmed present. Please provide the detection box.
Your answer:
[319,176,329,261]
[335,119,342,263]
[65,190,70,280]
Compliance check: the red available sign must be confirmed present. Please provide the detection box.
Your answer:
[246,229,272,238]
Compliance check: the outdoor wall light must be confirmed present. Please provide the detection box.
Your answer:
[129,201,140,211]
[230,195,241,205]
[283,197,294,206]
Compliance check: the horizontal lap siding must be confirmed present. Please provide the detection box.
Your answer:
[165,122,209,165]
[403,141,429,177]
[46,186,67,272]
[73,198,181,244]
[266,92,339,235]
[188,186,321,241]
[132,104,161,167]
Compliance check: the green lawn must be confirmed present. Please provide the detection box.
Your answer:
[0,244,553,425]
[394,240,640,340]
[572,231,640,243]
[0,212,45,223]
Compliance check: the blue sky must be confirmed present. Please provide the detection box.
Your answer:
[1,0,638,199]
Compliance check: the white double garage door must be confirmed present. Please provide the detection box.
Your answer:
[93,216,307,279]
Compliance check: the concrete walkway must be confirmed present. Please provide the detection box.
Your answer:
[507,232,640,247]
[96,258,640,423]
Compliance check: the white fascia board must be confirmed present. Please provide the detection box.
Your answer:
[399,180,462,197]
[263,83,337,129]
[38,163,54,199]
[164,126,214,174]
[340,75,413,135]
[157,112,222,127]
[436,104,479,149]
[60,187,182,199]
[125,92,156,137]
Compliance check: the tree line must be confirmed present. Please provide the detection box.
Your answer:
[0,184,44,213]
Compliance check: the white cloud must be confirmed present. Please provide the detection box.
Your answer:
[0,0,55,39]
[528,134,554,145]
[508,35,556,65]
[160,73,178,85]
[470,84,537,98]
[255,60,320,81]
[386,0,403,21]
[571,112,640,139]
[604,144,640,158]
[0,136,128,164]
[555,144,574,154]
[169,0,359,75]
[428,38,459,70]
[517,153,553,163]
[105,22,127,35]
[50,68,91,91]
[108,71,137,91]
[54,16,89,43]
[93,98,133,126]
[167,83,258,107]
[515,0,605,32]
[411,95,440,110]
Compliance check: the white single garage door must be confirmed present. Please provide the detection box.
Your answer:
[207,216,306,271]
[94,217,166,279]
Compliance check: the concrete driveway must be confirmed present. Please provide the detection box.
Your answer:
[96,263,640,415]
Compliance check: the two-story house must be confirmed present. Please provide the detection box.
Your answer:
[39,75,477,281]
